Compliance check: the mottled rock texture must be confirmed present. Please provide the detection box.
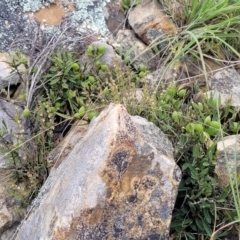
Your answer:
[0,169,23,240]
[111,29,158,71]
[0,53,23,89]
[14,104,181,240]
[215,135,240,188]
[0,0,120,52]
[128,0,176,45]
[0,99,22,169]
[104,0,125,36]
[208,68,240,107]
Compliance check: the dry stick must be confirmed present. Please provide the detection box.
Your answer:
[26,24,97,108]
[26,28,69,108]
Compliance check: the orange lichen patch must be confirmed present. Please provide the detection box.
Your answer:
[34,2,74,26]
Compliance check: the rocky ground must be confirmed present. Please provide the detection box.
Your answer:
[0,0,240,239]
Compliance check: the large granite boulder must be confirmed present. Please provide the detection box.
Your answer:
[14,104,181,239]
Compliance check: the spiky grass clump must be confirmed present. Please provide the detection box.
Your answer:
[147,0,240,88]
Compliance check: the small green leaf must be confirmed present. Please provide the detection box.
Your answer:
[50,77,60,85]
[202,220,212,236]
[185,232,195,240]
[195,218,204,231]
[192,144,200,158]
[62,83,69,89]
[203,208,212,224]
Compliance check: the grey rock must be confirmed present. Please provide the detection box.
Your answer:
[20,0,55,12]
[0,223,19,240]
[92,41,122,67]
[72,0,112,37]
[0,198,13,236]
[0,169,24,239]
[215,135,240,188]
[14,104,181,239]
[0,0,115,52]
[103,0,126,36]
[0,0,40,52]
[84,41,122,70]
[0,52,26,90]
[207,68,240,107]
[47,120,89,171]
[0,99,22,169]
[111,29,158,71]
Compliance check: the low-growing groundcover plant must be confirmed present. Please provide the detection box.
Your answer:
[2,45,240,239]
[122,0,240,237]
[133,83,240,239]
[0,43,152,209]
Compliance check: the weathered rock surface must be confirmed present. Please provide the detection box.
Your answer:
[14,104,181,239]
[207,68,240,108]
[32,1,75,26]
[0,0,124,52]
[47,120,89,170]
[128,0,176,45]
[0,0,39,52]
[111,29,158,71]
[215,135,240,188]
[0,169,24,240]
[91,41,122,68]
[0,53,23,90]
[0,99,24,238]
[0,99,22,169]
[104,0,126,36]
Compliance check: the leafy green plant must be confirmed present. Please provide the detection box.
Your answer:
[2,22,240,239]
[127,82,240,239]
[39,48,106,122]
[2,43,149,202]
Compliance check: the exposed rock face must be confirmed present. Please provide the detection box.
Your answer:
[0,53,24,89]
[128,0,176,45]
[91,41,122,68]
[111,29,158,71]
[207,68,240,107]
[0,0,122,52]
[104,0,126,36]
[0,99,24,238]
[33,2,75,26]
[0,169,23,240]
[0,99,22,169]
[47,120,89,170]
[215,135,240,188]
[14,104,181,239]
